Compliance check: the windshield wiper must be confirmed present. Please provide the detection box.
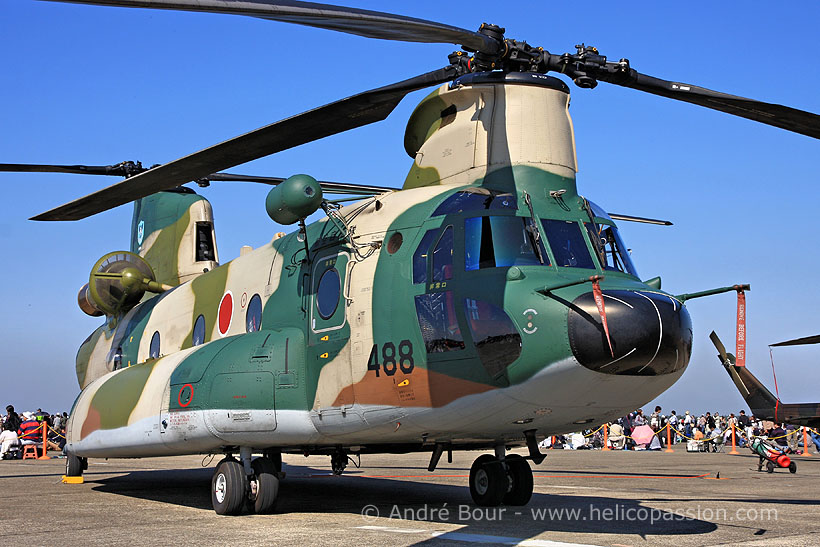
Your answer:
[523,191,546,265]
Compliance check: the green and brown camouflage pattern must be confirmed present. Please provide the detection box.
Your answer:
[66,78,692,459]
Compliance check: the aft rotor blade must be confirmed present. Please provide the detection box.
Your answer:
[770,334,820,347]
[608,213,672,226]
[32,66,456,221]
[709,331,730,364]
[40,0,499,54]
[608,72,820,139]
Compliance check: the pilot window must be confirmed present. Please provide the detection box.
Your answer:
[464,298,522,377]
[412,229,438,284]
[195,222,215,262]
[431,226,454,282]
[432,187,517,216]
[465,216,549,270]
[541,219,596,269]
[414,291,465,354]
[584,222,639,277]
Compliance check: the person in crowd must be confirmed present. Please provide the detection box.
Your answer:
[633,409,646,427]
[4,405,21,433]
[0,420,19,459]
[668,410,679,443]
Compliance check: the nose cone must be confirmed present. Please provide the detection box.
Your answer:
[567,290,692,375]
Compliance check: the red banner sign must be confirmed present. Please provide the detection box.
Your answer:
[592,279,615,358]
[736,290,746,367]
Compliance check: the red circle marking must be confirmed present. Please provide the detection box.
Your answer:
[218,292,233,335]
[178,384,194,407]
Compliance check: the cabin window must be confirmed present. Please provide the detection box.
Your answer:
[112,346,123,370]
[414,291,465,353]
[431,226,454,282]
[412,229,438,284]
[192,314,206,346]
[584,222,639,277]
[149,331,161,359]
[246,294,262,332]
[195,222,215,262]
[464,298,522,377]
[464,216,549,270]
[541,219,596,269]
[432,187,517,216]
[317,268,341,320]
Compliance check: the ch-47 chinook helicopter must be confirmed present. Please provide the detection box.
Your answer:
[711,331,820,429]
[4,0,820,515]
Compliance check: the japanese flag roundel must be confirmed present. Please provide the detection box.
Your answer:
[218,291,233,336]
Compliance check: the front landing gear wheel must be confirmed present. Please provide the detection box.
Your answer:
[469,454,507,507]
[212,458,247,515]
[66,454,85,477]
[503,454,533,506]
[250,457,280,514]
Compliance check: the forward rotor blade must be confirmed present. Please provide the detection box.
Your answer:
[607,71,820,139]
[0,161,147,177]
[608,213,672,226]
[770,334,820,347]
[709,331,730,364]
[41,0,499,54]
[32,66,457,221]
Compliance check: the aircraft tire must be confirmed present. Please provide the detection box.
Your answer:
[789,462,797,474]
[469,454,507,507]
[503,454,533,506]
[66,454,84,477]
[212,458,247,515]
[251,457,280,514]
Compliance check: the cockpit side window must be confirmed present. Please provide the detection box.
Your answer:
[465,216,549,270]
[541,219,596,269]
[585,222,639,277]
[412,229,439,284]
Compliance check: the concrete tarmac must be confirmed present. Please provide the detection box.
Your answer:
[1,446,819,546]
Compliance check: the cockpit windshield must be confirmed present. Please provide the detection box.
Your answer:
[541,219,596,269]
[584,222,639,277]
[582,200,639,277]
[465,216,549,270]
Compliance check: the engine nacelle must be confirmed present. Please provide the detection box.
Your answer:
[77,283,104,316]
[265,174,323,225]
[86,251,157,316]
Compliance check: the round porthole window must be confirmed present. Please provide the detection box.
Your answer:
[246,294,262,332]
[317,268,341,320]
[387,232,403,254]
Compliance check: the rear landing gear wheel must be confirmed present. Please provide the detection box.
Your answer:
[789,461,797,474]
[503,454,533,506]
[766,461,775,474]
[250,457,280,514]
[212,458,248,515]
[469,454,507,507]
[66,454,85,477]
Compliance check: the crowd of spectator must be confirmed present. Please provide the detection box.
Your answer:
[544,405,820,454]
[1,405,68,460]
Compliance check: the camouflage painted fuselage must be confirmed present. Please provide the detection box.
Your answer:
[67,74,693,458]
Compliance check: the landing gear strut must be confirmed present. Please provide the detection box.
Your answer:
[468,450,534,507]
[331,448,348,475]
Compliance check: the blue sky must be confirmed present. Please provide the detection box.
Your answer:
[1,0,819,417]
